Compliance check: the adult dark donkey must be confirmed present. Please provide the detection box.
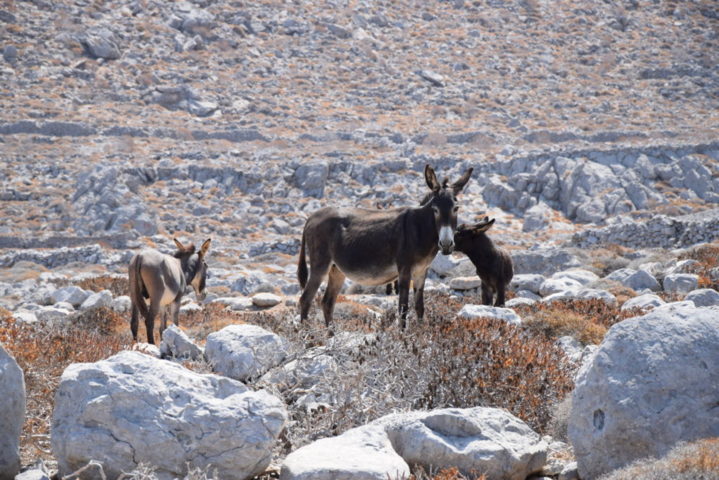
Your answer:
[298,165,473,328]
[454,217,514,306]
[129,238,211,344]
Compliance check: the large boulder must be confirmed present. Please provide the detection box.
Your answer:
[662,273,699,294]
[51,351,286,480]
[621,293,666,311]
[50,286,91,308]
[568,306,719,479]
[280,425,409,480]
[205,324,288,381]
[0,344,25,480]
[684,288,719,307]
[381,407,548,480]
[605,268,660,292]
[280,407,546,480]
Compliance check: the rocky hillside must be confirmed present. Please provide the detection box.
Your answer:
[2,0,719,479]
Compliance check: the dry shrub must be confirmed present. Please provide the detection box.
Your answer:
[0,313,129,463]
[411,466,487,480]
[180,302,246,341]
[78,275,128,297]
[678,242,719,290]
[519,299,637,345]
[598,437,719,480]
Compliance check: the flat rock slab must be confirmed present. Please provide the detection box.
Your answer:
[458,304,522,325]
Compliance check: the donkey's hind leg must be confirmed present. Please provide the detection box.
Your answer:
[299,258,331,322]
[321,265,346,326]
[130,305,140,341]
[145,302,160,345]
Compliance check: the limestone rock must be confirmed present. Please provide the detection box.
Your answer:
[621,293,666,311]
[280,425,409,480]
[510,274,546,294]
[205,324,288,381]
[79,290,113,311]
[662,273,699,294]
[568,306,719,479]
[51,351,286,480]
[449,276,482,290]
[251,292,282,308]
[605,268,660,291]
[0,345,25,480]
[50,286,90,307]
[380,407,548,480]
[457,304,521,325]
[684,288,719,307]
[159,325,203,360]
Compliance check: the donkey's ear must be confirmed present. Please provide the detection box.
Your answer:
[424,165,441,192]
[472,217,495,233]
[451,167,474,195]
[173,238,186,251]
[199,238,212,258]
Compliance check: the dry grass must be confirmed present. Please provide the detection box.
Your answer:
[518,299,638,345]
[77,275,128,297]
[678,242,719,290]
[599,437,719,480]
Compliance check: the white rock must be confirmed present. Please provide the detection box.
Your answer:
[51,351,286,480]
[605,268,660,291]
[457,304,522,325]
[510,274,546,294]
[280,425,409,480]
[515,289,542,301]
[556,336,583,363]
[261,349,336,391]
[79,290,113,311]
[34,306,72,325]
[0,344,25,479]
[50,286,91,308]
[506,297,536,308]
[621,293,666,311]
[252,292,282,308]
[665,259,700,275]
[541,290,579,304]
[430,253,462,276]
[380,407,548,480]
[15,466,51,480]
[684,288,719,307]
[13,310,37,324]
[205,324,288,381]
[449,276,482,290]
[111,295,132,313]
[552,269,600,286]
[159,325,203,360]
[179,302,202,313]
[213,296,254,311]
[539,277,582,297]
[662,273,699,294]
[568,306,719,479]
[573,288,617,306]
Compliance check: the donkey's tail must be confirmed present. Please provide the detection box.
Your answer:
[297,230,308,289]
[129,254,149,318]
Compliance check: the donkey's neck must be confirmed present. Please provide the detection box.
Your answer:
[409,203,441,254]
[178,255,198,284]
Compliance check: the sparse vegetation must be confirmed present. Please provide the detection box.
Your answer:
[77,275,128,297]
[598,437,719,480]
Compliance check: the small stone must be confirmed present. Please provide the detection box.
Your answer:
[3,45,17,65]
[458,304,522,325]
[252,292,282,308]
[663,273,699,294]
[684,288,719,307]
[79,290,113,311]
[417,69,445,87]
[449,276,482,290]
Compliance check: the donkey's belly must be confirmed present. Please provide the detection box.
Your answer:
[338,263,398,286]
[159,286,178,306]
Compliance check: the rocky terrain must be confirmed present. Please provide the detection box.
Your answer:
[1,0,719,479]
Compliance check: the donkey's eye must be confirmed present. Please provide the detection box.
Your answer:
[432,206,440,215]
[453,206,459,213]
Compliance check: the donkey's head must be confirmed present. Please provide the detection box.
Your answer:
[454,217,495,252]
[424,165,473,255]
[173,238,212,301]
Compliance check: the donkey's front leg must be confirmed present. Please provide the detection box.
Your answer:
[397,269,412,329]
[412,269,428,321]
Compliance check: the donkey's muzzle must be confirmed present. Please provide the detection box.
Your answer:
[438,226,455,255]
